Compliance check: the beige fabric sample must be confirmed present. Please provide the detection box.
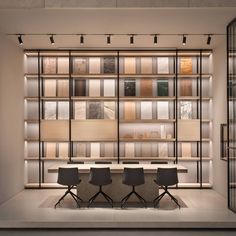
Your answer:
[58,143,68,158]
[157,101,169,119]
[58,102,69,120]
[104,102,115,120]
[73,58,87,74]
[124,102,136,120]
[141,143,152,157]
[44,101,56,120]
[158,143,168,157]
[44,80,56,97]
[57,80,69,97]
[125,143,135,157]
[74,101,86,120]
[76,143,86,157]
[160,125,167,139]
[181,143,192,158]
[45,143,56,158]
[141,57,152,74]
[43,57,56,74]
[141,101,152,120]
[124,57,136,74]
[178,119,200,141]
[104,143,114,157]
[104,79,115,97]
[180,57,193,74]
[89,79,101,97]
[90,143,100,157]
[89,57,101,74]
[157,57,169,74]
[57,57,69,74]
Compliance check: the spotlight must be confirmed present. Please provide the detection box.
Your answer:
[154,34,158,45]
[207,35,211,45]
[80,34,84,45]
[50,35,55,45]
[130,35,134,44]
[107,35,111,44]
[182,35,187,45]
[18,35,23,45]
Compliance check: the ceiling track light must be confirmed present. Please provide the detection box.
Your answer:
[80,34,84,45]
[207,34,212,45]
[107,35,111,44]
[130,35,134,44]
[50,35,55,45]
[182,34,187,45]
[18,35,23,45]
[154,34,158,45]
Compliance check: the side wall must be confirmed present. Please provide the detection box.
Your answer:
[0,35,24,204]
[212,38,228,197]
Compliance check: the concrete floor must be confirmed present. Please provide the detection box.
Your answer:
[0,189,236,229]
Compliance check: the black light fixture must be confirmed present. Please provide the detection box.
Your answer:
[207,34,212,45]
[107,35,111,44]
[18,35,23,45]
[182,34,187,45]
[154,34,158,45]
[50,35,55,45]
[130,35,134,44]
[80,34,84,45]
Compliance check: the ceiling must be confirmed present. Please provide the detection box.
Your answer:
[0,8,235,49]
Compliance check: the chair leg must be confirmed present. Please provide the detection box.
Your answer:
[121,191,134,208]
[87,191,100,208]
[101,191,113,207]
[54,190,70,208]
[70,191,83,202]
[166,190,181,209]
[153,191,165,203]
[69,192,81,208]
[133,191,147,207]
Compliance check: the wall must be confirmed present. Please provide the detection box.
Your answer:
[212,38,228,197]
[0,34,24,204]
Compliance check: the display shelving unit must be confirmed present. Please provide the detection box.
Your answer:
[24,49,212,188]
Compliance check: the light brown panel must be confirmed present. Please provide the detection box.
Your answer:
[71,120,117,141]
[41,120,69,141]
[141,57,152,74]
[140,79,153,97]
[180,57,193,74]
[124,57,136,74]
[178,119,200,141]
[180,79,192,96]
[181,143,192,157]
[124,102,136,120]
[57,80,69,97]
[43,57,56,74]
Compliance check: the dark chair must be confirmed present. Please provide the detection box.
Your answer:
[87,167,113,207]
[151,161,168,164]
[153,168,180,208]
[122,161,139,164]
[54,167,83,208]
[95,161,112,164]
[121,168,146,208]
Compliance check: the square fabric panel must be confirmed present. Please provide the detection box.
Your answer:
[58,102,69,120]
[89,57,101,74]
[44,102,56,120]
[45,142,56,158]
[178,119,200,141]
[57,80,69,97]
[180,57,193,74]
[180,79,192,96]
[57,57,69,74]
[74,101,86,120]
[141,101,152,120]
[104,79,115,97]
[158,143,168,157]
[43,57,56,74]
[125,143,135,157]
[104,143,114,157]
[140,79,153,97]
[89,80,101,97]
[58,143,69,158]
[44,80,56,97]
[90,143,100,157]
[74,80,86,96]
[141,143,152,157]
[124,102,136,120]
[181,143,192,158]
[104,102,116,120]
[104,57,116,73]
[157,101,169,119]
[88,102,103,119]
[124,57,136,74]
[75,143,86,157]
[180,101,192,119]
[73,58,87,74]
[124,80,136,96]
[157,80,168,96]
[157,57,169,74]
[140,57,153,74]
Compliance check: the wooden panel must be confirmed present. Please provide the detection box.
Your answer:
[124,57,136,74]
[57,57,69,74]
[178,119,200,141]
[43,57,56,74]
[90,143,100,157]
[45,142,56,157]
[140,79,153,97]
[71,120,117,141]
[74,80,86,96]
[141,57,152,74]
[181,143,192,157]
[73,58,87,74]
[89,57,101,74]
[57,80,69,97]
[44,80,56,97]
[125,143,135,157]
[58,143,69,157]
[180,79,192,96]
[41,120,69,141]
[124,102,136,120]
[180,57,193,74]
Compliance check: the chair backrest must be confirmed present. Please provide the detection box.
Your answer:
[95,161,112,164]
[57,167,80,186]
[122,161,139,164]
[156,168,178,186]
[122,168,145,186]
[89,167,112,186]
[151,161,168,164]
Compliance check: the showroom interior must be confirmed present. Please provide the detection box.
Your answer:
[0,1,236,235]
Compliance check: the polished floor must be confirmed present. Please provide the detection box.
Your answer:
[0,189,236,229]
